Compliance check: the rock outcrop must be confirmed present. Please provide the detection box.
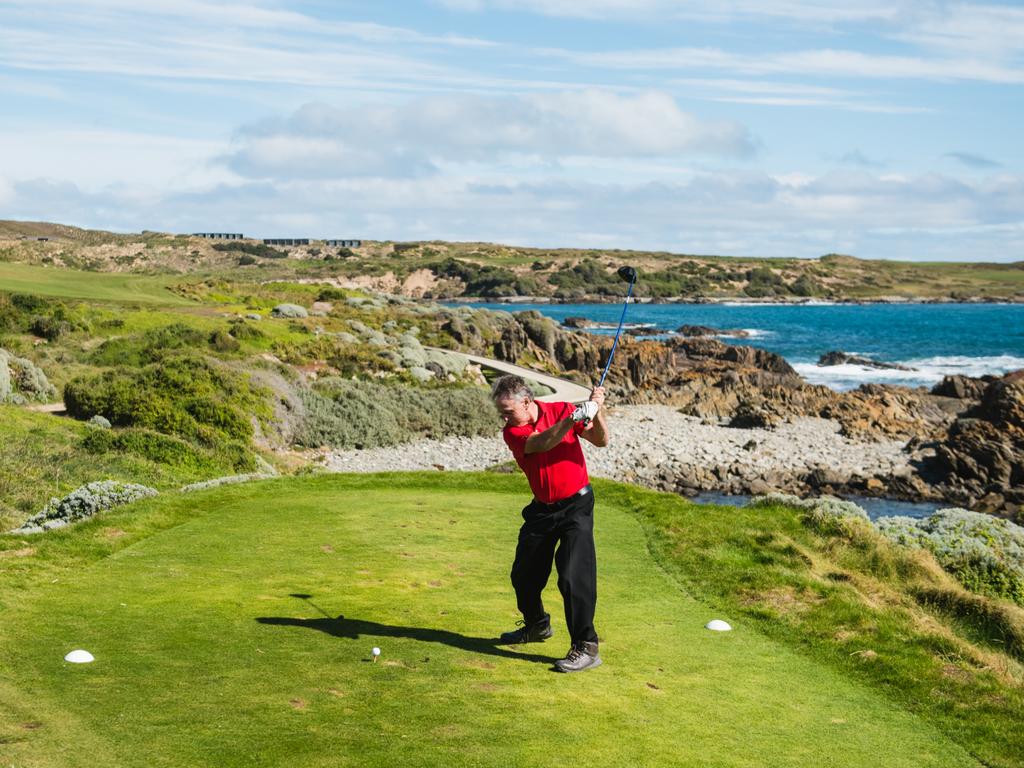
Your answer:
[922,372,1024,516]
[817,351,916,371]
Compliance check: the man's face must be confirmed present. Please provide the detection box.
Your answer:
[495,395,532,427]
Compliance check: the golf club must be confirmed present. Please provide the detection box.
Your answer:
[596,265,638,388]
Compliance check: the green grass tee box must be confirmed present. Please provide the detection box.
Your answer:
[0,474,979,767]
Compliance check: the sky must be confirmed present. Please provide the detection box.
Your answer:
[1,1,1022,261]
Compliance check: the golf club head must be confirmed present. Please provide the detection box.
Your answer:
[617,265,638,284]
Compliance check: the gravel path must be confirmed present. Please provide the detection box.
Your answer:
[325,405,912,495]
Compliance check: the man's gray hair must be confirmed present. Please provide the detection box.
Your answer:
[491,374,534,403]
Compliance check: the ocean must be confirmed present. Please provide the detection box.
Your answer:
[460,302,1024,391]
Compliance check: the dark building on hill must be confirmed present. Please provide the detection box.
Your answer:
[194,232,244,240]
[326,239,362,248]
[263,238,310,246]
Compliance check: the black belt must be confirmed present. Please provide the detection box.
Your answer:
[534,484,591,509]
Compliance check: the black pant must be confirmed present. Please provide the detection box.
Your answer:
[510,486,598,645]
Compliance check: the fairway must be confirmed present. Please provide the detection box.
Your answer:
[0,474,981,767]
[0,262,192,305]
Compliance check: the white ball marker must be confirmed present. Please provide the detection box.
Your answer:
[705,620,732,632]
[64,649,95,663]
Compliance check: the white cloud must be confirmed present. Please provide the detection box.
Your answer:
[0,129,232,191]
[557,45,1024,84]
[220,92,757,179]
[891,3,1024,59]
[435,0,899,24]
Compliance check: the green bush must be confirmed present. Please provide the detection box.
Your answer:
[427,258,540,298]
[82,426,256,473]
[273,336,396,376]
[877,510,1024,606]
[209,329,241,352]
[228,319,266,341]
[65,354,268,445]
[295,379,497,449]
[212,242,287,259]
[91,323,209,367]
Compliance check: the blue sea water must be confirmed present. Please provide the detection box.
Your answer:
[690,491,945,520]
[460,302,1024,390]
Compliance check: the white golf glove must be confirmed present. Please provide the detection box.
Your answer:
[571,401,599,423]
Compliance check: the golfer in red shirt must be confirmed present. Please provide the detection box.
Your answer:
[491,374,608,673]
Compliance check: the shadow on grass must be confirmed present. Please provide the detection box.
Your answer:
[255,594,560,666]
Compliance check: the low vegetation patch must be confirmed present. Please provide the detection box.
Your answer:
[295,378,497,450]
[64,353,270,445]
[12,480,157,534]
[877,509,1024,606]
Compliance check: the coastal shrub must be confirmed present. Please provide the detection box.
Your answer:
[228,319,266,341]
[427,258,540,298]
[90,323,208,367]
[209,328,241,353]
[65,354,268,445]
[295,379,497,449]
[30,314,72,341]
[876,510,1024,606]
[13,480,158,533]
[750,493,875,544]
[273,336,396,376]
[0,349,56,403]
[81,426,256,473]
[316,287,352,301]
[180,473,272,493]
[212,242,287,259]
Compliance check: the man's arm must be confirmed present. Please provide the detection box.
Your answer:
[579,386,609,447]
[524,417,574,454]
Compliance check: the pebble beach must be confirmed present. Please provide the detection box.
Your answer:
[325,405,913,497]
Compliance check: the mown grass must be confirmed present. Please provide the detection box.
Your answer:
[608,482,1024,768]
[0,263,194,305]
[0,474,1018,767]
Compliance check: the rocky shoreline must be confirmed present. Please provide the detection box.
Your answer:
[433,302,1024,519]
[445,295,1024,306]
[324,405,916,505]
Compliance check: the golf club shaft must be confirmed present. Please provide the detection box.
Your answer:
[597,278,635,388]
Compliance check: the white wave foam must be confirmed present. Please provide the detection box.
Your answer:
[795,354,1024,391]
[904,355,1024,379]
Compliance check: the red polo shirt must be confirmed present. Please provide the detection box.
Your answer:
[503,400,590,504]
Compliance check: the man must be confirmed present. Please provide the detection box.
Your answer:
[491,374,608,673]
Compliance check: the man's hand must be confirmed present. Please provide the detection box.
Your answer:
[571,401,599,423]
[590,386,606,407]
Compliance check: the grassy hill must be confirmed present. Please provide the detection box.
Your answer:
[1,474,1022,767]
[2,220,1023,302]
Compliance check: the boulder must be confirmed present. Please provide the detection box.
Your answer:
[675,325,750,338]
[817,351,915,371]
[931,375,988,400]
[271,304,308,319]
[562,317,595,329]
